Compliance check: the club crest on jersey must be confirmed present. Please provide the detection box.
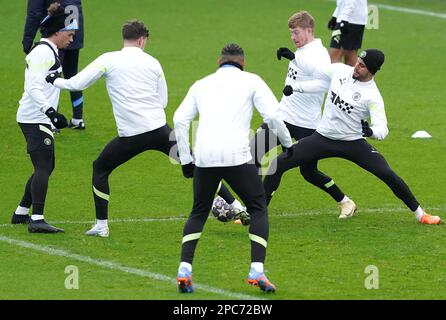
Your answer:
[44,138,52,146]
[287,67,297,80]
[352,92,361,102]
[330,91,354,114]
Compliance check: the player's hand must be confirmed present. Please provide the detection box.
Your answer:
[283,85,294,96]
[46,72,62,85]
[276,47,295,61]
[182,162,195,178]
[45,107,68,129]
[340,20,349,34]
[361,120,373,137]
[327,16,337,30]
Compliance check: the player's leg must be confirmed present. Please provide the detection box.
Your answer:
[329,47,344,63]
[343,49,358,66]
[89,134,151,236]
[27,149,64,233]
[263,133,332,205]
[288,125,354,218]
[61,49,85,129]
[152,124,246,221]
[223,163,276,292]
[329,21,344,63]
[344,140,440,224]
[340,23,365,66]
[178,167,222,293]
[15,124,63,232]
[217,123,278,222]
[12,174,33,224]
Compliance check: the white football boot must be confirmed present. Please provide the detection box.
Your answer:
[339,199,357,219]
[85,223,109,237]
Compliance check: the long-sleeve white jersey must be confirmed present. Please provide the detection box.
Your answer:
[173,65,293,168]
[279,38,330,129]
[53,46,168,137]
[17,38,62,125]
[293,63,388,141]
[333,0,368,25]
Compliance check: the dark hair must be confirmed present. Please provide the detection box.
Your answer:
[47,2,63,15]
[221,43,244,58]
[40,2,70,37]
[122,20,149,40]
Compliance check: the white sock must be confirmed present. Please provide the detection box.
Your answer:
[97,219,108,227]
[31,215,44,221]
[179,262,192,272]
[339,195,351,204]
[250,262,264,273]
[71,118,83,125]
[15,206,30,215]
[231,199,245,211]
[413,206,425,221]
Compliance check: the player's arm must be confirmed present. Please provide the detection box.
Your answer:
[253,77,292,148]
[365,96,389,140]
[26,49,56,113]
[157,67,168,109]
[283,63,333,95]
[22,0,46,54]
[173,84,198,165]
[52,55,108,91]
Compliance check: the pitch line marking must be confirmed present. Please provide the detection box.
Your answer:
[372,3,446,19]
[327,0,446,19]
[1,206,445,228]
[0,235,266,300]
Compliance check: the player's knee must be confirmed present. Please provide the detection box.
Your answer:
[377,168,396,181]
[299,166,317,181]
[92,158,108,175]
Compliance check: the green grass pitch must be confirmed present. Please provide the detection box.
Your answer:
[1,0,445,300]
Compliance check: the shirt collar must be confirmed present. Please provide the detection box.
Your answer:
[121,46,143,52]
[40,38,58,52]
[301,38,322,50]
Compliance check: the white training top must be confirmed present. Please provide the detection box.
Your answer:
[53,46,168,137]
[333,0,368,25]
[279,38,330,129]
[17,38,62,125]
[293,63,388,141]
[173,65,293,168]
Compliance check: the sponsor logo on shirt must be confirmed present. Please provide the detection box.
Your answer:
[287,67,298,80]
[330,91,354,114]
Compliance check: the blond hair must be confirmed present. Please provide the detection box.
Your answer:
[288,11,315,30]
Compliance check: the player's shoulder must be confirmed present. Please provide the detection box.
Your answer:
[332,62,353,74]
[295,39,329,65]
[240,70,264,82]
[26,43,56,64]
[100,50,121,60]
[28,42,55,57]
[140,51,164,69]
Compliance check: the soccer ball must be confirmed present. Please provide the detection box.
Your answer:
[211,196,235,222]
